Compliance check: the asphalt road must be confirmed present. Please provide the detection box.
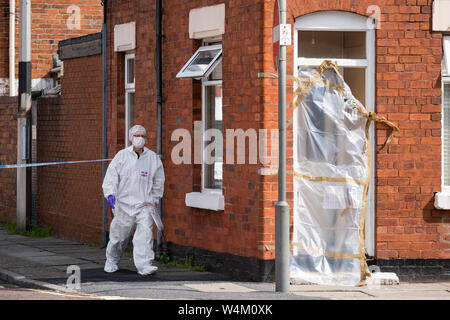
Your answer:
[0,279,99,300]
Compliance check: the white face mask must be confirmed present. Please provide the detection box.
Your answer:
[132,137,145,149]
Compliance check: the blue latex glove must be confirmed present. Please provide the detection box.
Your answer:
[107,195,116,209]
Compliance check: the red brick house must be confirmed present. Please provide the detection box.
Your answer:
[2,0,449,282]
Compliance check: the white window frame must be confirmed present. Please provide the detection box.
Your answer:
[441,37,450,192]
[435,41,450,209]
[442,77,450,193]
[201,40,223,194]
[443,36,450,76]
[184,41,225,211]
[294,11,376,256]
[201,77,223,194]
[125,53,135,147]
[176,44,222,79]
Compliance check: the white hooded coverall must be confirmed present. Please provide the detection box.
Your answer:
[102,146,165,273]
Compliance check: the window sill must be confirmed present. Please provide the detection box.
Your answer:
[434,192,450,210]
[185,192,224,211]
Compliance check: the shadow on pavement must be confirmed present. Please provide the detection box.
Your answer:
[37,265,233,286]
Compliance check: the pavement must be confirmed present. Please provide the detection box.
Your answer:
[0,227,449,301]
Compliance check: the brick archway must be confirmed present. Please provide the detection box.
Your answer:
[286,0,379,21]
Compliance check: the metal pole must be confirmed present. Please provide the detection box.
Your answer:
[156,0,162,157]
[17,0,31,231]
[101,0,108,247]
[275,0,290,293]
[155,0,164,255]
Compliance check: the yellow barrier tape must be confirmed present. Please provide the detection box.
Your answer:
[340,207,350,217]
[262,60,399,285]
[358,118,372,286]
[357,105,400,151]
[292,242,360,259]
[289,170,367,187]
[260,64,400,149]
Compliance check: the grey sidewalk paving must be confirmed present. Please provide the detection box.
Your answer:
[0,227,449,300]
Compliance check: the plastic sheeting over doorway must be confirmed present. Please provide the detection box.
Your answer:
[290,61,399,286]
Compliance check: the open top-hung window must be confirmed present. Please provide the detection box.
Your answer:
[176,42,223,193]
[176,44,222,79]
[180,42,224,210]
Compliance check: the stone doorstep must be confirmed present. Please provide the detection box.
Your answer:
[366,272,400,286]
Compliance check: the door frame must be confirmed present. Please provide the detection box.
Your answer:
[293,10,376,256]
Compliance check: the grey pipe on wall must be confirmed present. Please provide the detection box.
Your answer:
[101,0,108,247]
[155,0,165,256]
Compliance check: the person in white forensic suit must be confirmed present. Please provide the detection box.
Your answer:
[102,124,165,275]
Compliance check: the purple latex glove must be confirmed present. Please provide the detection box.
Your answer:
[107,195,116,209]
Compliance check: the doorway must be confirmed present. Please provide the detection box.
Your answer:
[293,11,376,256]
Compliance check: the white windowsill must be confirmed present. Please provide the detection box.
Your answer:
[185,192,224,211]
[434,191,450,210]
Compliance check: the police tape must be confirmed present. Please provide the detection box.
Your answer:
[0,159,113,169]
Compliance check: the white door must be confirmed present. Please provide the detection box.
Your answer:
[293,11,376,256]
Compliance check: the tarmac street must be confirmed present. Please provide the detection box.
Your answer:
[0,279,101,300]
[0,227,449,301]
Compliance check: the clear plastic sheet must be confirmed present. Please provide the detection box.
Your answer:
[289,61,397,286]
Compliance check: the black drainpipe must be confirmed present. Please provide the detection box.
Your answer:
[156,0,163,158]
[156,0,165,256]
[30,90,42,227]
[101,0,108,247]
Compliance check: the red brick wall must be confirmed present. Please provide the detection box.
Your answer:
[0,0,103,94]
[105,0,449,262]
[104,0,138,231]
[36,54,103,245]
[0,96,17,222]
[166,0,265,259]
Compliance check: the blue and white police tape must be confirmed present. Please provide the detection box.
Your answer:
[0,159,112,169]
